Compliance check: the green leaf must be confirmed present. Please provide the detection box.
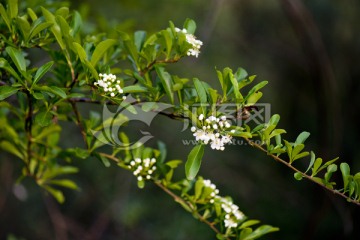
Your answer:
[242,225,279,240]
[43,185,65,203]
[244,81,268,102]
[0,141,23,159]
[49,179,78,190]
[28,22,53,40]
[0,58,22,82]
[239,220,261,229]
[295,131,310,145]
[50,86,67,99]
[8,0,18,19]
[16,16,30,40]
[185,144,205,180]
[90,39,117,66]
[73,42,87,62]
[155,66,174,104]
[27,8,37,21]
[41,7,65,50]
[5,46,26,73]
[311,158,323,177]
[305,151,316,173]
[122,85,148,93]
[32,61,54,87]
[35,110,52,127]
[0,86,19,100]
[134,30,147,52]
[0,4,11,30]
[193,78,207,103]
[184,18,196,34]
[324,164,337,183]
[229,71,243,102]
[340,162,350,190]
[269,114,280,126]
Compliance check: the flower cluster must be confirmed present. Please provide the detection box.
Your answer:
[175,27,203,58]
[128,157,157,182]
[202,179,220,204]
[94,73,126,100]
[200,179,245,229]
[191,114,234,151]
[219,197,246,229]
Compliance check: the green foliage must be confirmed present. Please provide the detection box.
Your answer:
[0,0,359,239]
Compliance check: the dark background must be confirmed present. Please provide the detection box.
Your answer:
[1,0,360,239]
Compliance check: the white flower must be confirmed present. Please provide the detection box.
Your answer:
[94,73,126,99]
[127,157,157,182]
[191,115,233,151]
[175,27,203,58]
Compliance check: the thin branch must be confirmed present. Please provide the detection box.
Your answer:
[69,100,89,149]
[25,91,33,169]
[140,58,180,76]
[154,181,228,239]
[244,138,360,206]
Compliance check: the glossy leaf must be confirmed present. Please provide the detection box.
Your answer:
[340,162,350,190]
[185,144,204,180]
[193,78,207,103]
[5,46,26,73]
[155,66,174,104]
[0,86,19,100]
[8,0,18,19]
[90,39,117,66]
[32,61,54,86]
[295,131,310,145]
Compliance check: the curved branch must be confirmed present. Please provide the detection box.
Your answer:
[244,138,360,206]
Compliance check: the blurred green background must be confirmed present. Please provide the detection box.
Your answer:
[1,0,360,239]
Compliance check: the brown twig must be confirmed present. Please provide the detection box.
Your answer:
[244,138,360,206]
[69,100,89,149]
[154,181,228,239]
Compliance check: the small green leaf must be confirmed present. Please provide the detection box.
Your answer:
[340,162,350,190]
[48,86,67,99]
[242,225,279,240]
[49,179,78,190]
[295,131,310,145]
[183,18,196,34]
[193,78,207,103]
[73,42,87,62]
[134,30,147,52]
[90,39,117,66]
[43,185,65,203]
[0,141,23,159]
[0,86,19,100]
[32,61,54,86]
[27,8,37,21]
[311,158,323,176]
[155,66,174,104]
[0,4,11,30]
[5,46,26,73]
[35,110,52,127]
[8,0,18,19]
[185,144,205,180]
[28,22,53,40]
[239,220,261,229]
[305,151,316,173]
[122,85,148,93]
